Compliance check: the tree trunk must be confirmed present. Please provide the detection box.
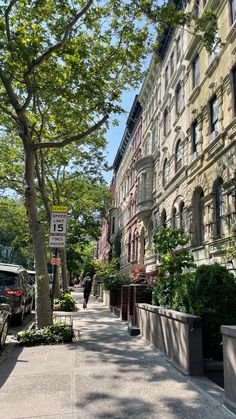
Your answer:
[24,145,53,328]
[60,248,68,292]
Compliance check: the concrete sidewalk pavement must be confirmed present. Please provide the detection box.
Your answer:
[0,289,235,419]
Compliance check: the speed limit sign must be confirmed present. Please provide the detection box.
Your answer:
[50,212,67,234]
[49,205,68,248]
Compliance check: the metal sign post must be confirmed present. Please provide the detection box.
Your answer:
[49,206,68,306]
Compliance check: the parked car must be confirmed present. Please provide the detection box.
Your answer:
[0,264,35,324]
[27,270,53,296]
[0,303,11,348]
[27,270,36,285]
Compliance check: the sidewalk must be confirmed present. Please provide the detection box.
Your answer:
[0,288,235,419]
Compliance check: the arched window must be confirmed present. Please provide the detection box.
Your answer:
[148,221,154,249]
[175,140,183,172]
[134,231,139,262]
[175,82,183,115]
[179,201,185,231]
[163,108,169,136]
[128,232,131,263]
[163,159,169,186]
[212,178,224,239]
[172,207,177,229]
[193,0,200,20]
[161,209,167,229]
[230,0,236,24]
[192,187,204,246]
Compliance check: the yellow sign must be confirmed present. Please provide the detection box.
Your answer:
[51,205,68,213]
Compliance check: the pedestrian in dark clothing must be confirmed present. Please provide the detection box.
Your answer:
[83,273,92,308]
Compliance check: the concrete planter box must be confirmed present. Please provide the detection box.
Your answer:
[136,303,203,376]
[103,290,110,307]
[128,284,152,326]
[121,285,129,321]
[221,325,236,414]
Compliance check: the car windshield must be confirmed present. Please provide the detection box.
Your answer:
[0,271,17,286]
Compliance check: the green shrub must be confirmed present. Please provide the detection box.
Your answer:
[187,264,236,360]
[92,258,119,284]
[103,271,131,291]
[152,273,175,308]
[152,228,195,308]
[17,321,74,346]
[54,293,76,311]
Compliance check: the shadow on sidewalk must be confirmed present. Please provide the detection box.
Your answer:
[0,345,23,389]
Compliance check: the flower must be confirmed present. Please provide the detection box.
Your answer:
[130,265,146,284]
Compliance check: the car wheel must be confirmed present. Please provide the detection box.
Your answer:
[0,319,9,348]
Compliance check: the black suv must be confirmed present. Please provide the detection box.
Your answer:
[0,264,35,324]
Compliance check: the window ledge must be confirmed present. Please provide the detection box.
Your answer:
[205,55,219,78]
[225,115,236,139]
[188,86,200,105]
[191,245,205,251]
[226,21,236,44]
[205,131,223,160]
[188,152,202,169]
[173,106,185,126]
[163,165,186,190]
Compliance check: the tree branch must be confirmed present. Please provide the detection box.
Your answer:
[0,69,21,111]
[5,0,20,43]
[0,104,18,124]
[33,114,108,150]
[24,0,94,78]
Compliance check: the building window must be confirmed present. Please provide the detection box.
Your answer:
[232,67,236,116]
[193,0,200,20]
[165,66,169,89]
[175,139,183,172]
[163,108,169,136]
[230,0,236,24]
[172,207,177,229]
[212,178,225,239]
[176,82,183,115]
[111,216,115,234]
[161,209,167,228]
[208,35,219,64]
[163,159,169,187]
[176,36,182,62]
[192,55,200,88]
[192,120,200,154]
[209,95,219,133]
[144,140,150,156]
[134,231,139,261]
[128,233,131,263]
[138,172,147,202]
[151,127,156,152]
[170,52,175,76]
[192,187,204,246]
[179,201,185,230]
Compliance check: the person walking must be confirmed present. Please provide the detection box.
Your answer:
[83,273,92,309]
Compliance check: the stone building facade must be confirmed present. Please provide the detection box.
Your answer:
[99,0,236,276]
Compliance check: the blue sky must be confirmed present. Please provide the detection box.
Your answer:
[103,88,140,184]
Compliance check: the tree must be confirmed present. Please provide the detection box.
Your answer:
[34,133,110,292]
[152,228,195,307]
[0,197,34,267]
[0,1,218,327]
[153,228,195,276]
